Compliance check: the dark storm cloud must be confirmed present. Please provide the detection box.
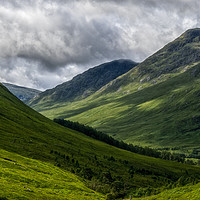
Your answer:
[0,0,131,69]
[0,0,199,89]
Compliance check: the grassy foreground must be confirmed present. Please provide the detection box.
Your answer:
[0,149,103,200]
[130,182,200,200]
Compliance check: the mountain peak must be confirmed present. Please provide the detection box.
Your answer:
[165,28,200,52]
[29,59,138,108]
[182,28,200,40]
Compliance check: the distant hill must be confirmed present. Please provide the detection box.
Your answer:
[2,82,41,104]
[32,28,200,154]
[1,83,200,198]
[29,59,138,108]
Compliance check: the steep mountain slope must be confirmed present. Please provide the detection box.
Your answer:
[99,28,200,95]
[3,82,41,104]
[29,59,137,109]
[1,83,200,198]
[34,29,200,153]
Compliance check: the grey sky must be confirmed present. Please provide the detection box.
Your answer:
[0,0,199,90]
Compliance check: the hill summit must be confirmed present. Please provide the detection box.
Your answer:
[29,59,137,108]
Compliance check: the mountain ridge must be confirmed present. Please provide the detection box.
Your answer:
[2,82,41,104]
[29,59,138,108]
[97,28,200,96]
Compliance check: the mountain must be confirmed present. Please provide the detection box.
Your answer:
[2,82,41,104]
[32,28,200,154]
[1,83,200,199]
[98,28,200,94]
[29,59,138,109]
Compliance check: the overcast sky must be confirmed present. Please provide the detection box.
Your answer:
[0,0,199,90]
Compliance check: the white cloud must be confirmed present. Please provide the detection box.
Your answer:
[0,0,199,89]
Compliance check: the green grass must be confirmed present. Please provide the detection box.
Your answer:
[0,149,103,200]
[130,182,200,200]
[2,82,200,198]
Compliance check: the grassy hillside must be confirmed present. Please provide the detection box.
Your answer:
[0,149,103,200]
[1,83,200,198]
[32,29,200,154]
[131,182,200,200]
[29,59,137,107]
[39,62,200,151]
[3,82,41,104]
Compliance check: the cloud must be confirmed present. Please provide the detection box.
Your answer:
[0,0,199,89]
